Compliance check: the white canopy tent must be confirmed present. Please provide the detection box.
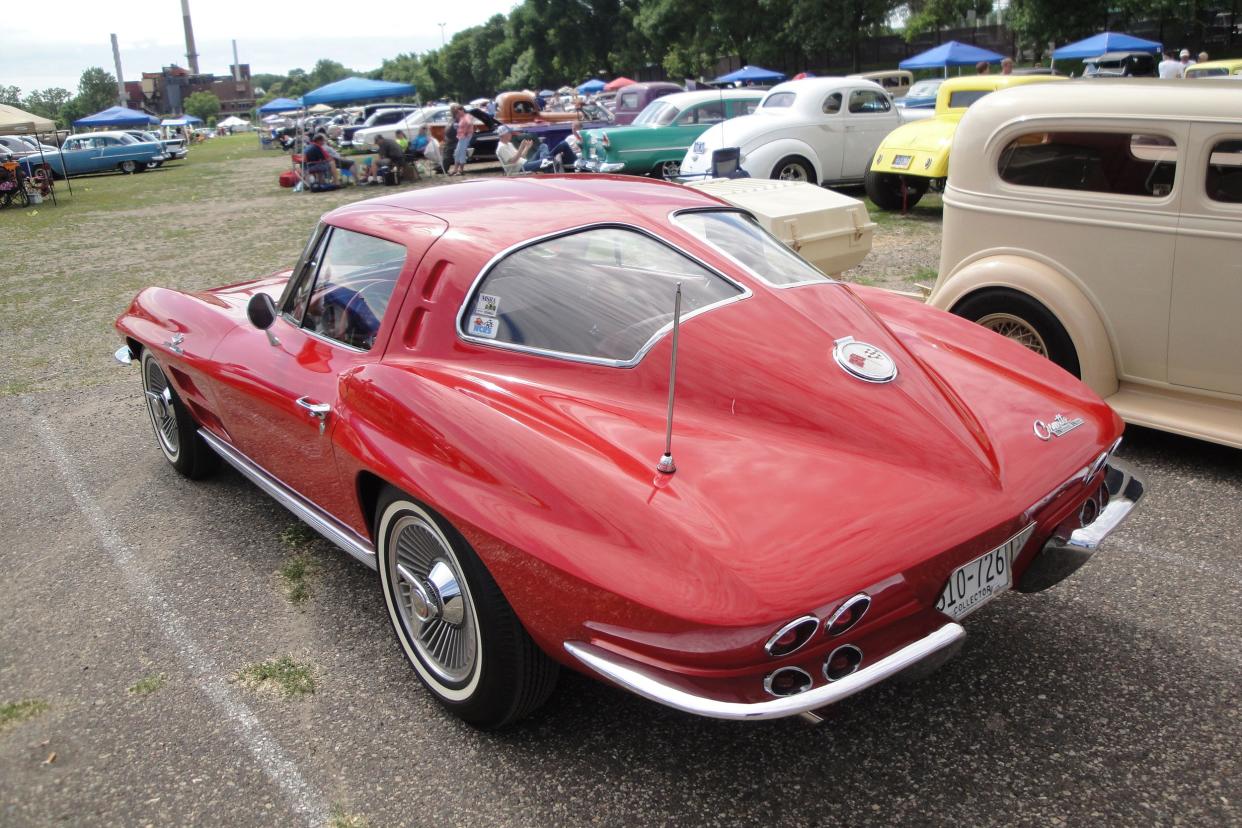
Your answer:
[0,103,70,200]
[217,115,252,129]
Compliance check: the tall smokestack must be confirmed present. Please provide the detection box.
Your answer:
[232,39,240,82]
[181,0,200,74]
[111,33,126,106]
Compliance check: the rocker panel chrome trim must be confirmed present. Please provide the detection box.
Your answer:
[197,428,377,570]
[564,622,966,721]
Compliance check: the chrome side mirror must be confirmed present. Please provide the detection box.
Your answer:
[247,294,280,346]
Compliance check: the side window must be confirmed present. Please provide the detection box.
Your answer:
[848,89,891,113]
[301,229,407,350]
[998,131,1178,198]
[283,226,330,322]
[619,92,639,110]
[822,93,842,114]
[696,102,725,124]
[460,227,743,364]
[734,100,759,116]
[1206,139,1242,203]
[514,101,535,115]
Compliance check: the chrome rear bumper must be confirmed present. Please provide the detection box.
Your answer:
[1017,461,1144,593]
[564,622,965,721]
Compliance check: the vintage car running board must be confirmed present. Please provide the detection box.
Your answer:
[197,428,378,570]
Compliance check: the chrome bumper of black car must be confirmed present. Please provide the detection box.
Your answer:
[1016,461,1144,593]
[564,622,966,722]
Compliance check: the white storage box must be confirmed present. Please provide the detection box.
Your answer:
[684,178,875,276]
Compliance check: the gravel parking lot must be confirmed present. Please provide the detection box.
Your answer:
[1,138,1238,827]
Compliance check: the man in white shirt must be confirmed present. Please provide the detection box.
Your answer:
[1157,50,1183,78]
[495,125,576,174]
[1180,49,1195,72]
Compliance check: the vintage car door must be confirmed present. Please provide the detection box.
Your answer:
[1167,125,1242,396]
[809,90,847,182]
[841,88,898,179]
[208,219,445,517]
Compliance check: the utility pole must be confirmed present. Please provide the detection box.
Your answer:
[111,34,126,107]
[438,22,447,46]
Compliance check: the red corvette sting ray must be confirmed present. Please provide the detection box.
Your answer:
[115,176,1143,728]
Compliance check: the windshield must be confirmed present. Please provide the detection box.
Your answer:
[634,101,679,126]
[762,91,796,108]
[908,80,941,98]
[581,102,613,122]
[676,210,832,287]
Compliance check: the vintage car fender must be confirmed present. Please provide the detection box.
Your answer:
[870,117,956,178]
[930,253,1118,397]
[742,137,821,182]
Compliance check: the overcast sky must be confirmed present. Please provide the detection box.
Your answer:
[1,0,518,94]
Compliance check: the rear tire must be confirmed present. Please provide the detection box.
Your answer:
[865,169,927,211]
[375,488,558,729]
[771,155,815,183]
[120,160,137,174]
[139,351,219,478]
[952,289,1081,376]
[654,159,681,180]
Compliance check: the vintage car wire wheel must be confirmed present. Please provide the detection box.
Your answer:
[975,313,1049,357]
[375,489,559,728]
[656,159,681,180]
[772,155,814,183]
[138,350,219,479]
[120,160,137,174]
[142,353,181,462]
[953,288,1081,377]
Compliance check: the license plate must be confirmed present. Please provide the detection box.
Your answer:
[693,141,706,154]
[936,525,1034,620]
[891,154,913,170]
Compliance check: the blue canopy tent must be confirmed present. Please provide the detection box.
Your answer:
[577,78,606,94]
[715,65,787,84]
[257,97,303,114]
[1051,32,1162,71]
[900,41,1004,77]
[300,77,415,106]
[73,105,159,129]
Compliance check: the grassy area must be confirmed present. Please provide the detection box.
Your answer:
[0,699,49,731]
[0,133,460,398]
[235,656,316,698]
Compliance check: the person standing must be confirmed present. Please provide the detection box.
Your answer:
[442,105,460,175]
[452,105,475,176]
[1001,57,1014,75]
[1157,50,1183,78]
[1198,51,1209,63]
[1179,49,1195,73]
[976,61,991,74]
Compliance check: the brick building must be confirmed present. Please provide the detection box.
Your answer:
[137,64,256,116]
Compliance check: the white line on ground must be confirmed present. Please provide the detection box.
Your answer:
[36,419,329,827]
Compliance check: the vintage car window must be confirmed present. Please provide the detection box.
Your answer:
[763,92,796,108]
[296,229,406,350]
[680,102,724,125]
[998,131,1179,198]
[848,89,891,113]
[1206,139,1242,203]
[675,210,831,287]
[460,227,743,364]
[822,93,842,114]
[947,90,991,108]
[514,101,536,115]
[908,80,940,98]
[736,100,760,116]
[619,92,639,109]
[634,101,678,126]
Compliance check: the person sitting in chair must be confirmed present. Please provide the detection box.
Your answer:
[495,125,578,175]
[362,133,406,184]
[303,134,339,185]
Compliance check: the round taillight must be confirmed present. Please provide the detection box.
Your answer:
[823,645,863,682]
[825,594,871,637]
[764,615,820,657]
[763,666,813,697]
[1079,497,1099,527]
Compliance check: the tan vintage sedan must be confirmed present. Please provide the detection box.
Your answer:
[930,81,1242,449]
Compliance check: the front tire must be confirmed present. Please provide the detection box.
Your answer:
[865,169,927,211]
[139,351,219,478]
[653,159,681,180]
[952,288,1081,376]
[375,489,558,729]
[771,155,815,183]
[120,160,137,174]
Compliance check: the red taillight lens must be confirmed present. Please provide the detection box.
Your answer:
[599,131,609,147]
[764,616,820,657]
[823,645,863,682]
[825,594,871,637]
[764,667,812,697]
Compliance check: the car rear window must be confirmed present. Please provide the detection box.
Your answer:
[675,211,832,287]
[947,90,991,108]
[634,101,677,126]
[1206,139,1242,203]
[460,227,744,365]
[998,132,1178,198]
[763,92,796,108]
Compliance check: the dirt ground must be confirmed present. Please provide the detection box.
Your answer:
[0,134,939,397]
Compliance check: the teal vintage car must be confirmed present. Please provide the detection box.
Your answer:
[580,89,764,179]
[19,131,165,178]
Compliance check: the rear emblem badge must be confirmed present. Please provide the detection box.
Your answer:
[1033,414,1084,441]
[833,337,897,383]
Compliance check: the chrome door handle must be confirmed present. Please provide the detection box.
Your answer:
[295,397,331,434]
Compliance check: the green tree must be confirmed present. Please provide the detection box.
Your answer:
[76,67,119,114]
[184,90,221,122]
[307,59,353,90]
[1007,0,1109,59]
[24,88,73,123]
[0,85,22,106]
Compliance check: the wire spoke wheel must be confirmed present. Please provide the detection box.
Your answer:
[390,514,478,685]
[976,312,1049,357]
[142,357,180,459]
[777,163,808,182]
[658,160,681,180]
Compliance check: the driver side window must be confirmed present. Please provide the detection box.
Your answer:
[822,93,842,114]
[300,229,408,350]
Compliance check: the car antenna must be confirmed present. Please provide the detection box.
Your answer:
[656,282,683,474]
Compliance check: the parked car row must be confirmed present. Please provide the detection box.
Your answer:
[17,131,169,178]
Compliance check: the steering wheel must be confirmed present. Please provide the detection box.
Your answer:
[342,280,390,349]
